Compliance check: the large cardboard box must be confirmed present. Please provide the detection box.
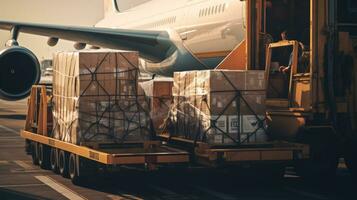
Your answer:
[139,78,173,132]
[169,70,267,144]
[52,50,152,145]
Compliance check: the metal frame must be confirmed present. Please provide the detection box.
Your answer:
[265,40,300,107]
[21,130,188,165]
[159,134,309,167]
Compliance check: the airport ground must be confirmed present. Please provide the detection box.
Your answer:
[0,99,356,200]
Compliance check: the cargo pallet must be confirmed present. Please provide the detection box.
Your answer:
[22,85,189,184]
[159,135,309,167]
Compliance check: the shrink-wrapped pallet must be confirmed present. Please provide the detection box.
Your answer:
[139,78,173,132]
[167,70,267,144]
[52,50,152,145]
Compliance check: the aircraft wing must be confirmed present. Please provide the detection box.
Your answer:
[0,20,176,62]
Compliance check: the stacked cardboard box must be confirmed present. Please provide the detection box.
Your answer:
[52,50,152,145]
[169,70,267,144]
[139,78,173,132]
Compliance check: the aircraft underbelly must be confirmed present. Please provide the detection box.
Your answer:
[182,18,245,68]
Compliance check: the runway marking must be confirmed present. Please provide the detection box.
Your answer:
[0,125,19,135]
[0,183,45,188]
[10,169,44,173]
[149,184,177,195]
[0,160,9,164]
[0,145,24,148]
[14,160,34,170]
[191,185,236,200]
[107,195,124,200]
[108,193,144,200]
[35,176,87,200]
[284,174,299,178]
[0,136,20,139]
[284,187,328,200]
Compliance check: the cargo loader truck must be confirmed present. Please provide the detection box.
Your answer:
[21,0,356,185]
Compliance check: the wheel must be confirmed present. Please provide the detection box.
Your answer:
[69,153,96,185]
[31,142,39,165]
[25,139,32,155]
[38,144,50,170]
[295,127,338,182]
[58,150,69,178]
[68,153,81,184]
[50,148,59,173]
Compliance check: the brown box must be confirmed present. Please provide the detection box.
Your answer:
[169,70,267,144]
[52,50,151,145]
[139,78,173,132]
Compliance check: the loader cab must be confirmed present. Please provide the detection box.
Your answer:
[246,0,311,111]
[243,0,312,140]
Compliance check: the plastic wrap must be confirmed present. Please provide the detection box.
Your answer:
[139,78,173,132]
[52,50,152,145]
[166,70,267,145]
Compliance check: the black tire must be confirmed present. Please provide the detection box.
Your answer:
[295,127,338,182]
[25,139,32,155]
[50,148,59,173]
[69,153,96,185]
[38,144,50,170]
[58,150,69,178]
[31,142,39,165]
[68,153,81,185]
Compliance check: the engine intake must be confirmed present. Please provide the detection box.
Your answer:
[0,46,41,101]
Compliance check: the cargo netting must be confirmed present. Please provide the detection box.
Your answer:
[161,70,268,145]
[52,51,154,145]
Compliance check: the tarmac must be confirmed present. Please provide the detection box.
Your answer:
[0,99,355,200]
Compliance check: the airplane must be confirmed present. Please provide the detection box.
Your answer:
[0,0,245,101]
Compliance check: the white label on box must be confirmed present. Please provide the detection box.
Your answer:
[228,115,239,133]
[241,115,265,133]
[196,88,207,96]
[212,97,217,105]
[217,101,223,108]
[211,115,227,133]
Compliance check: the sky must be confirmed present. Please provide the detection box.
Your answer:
[0,0,149,60]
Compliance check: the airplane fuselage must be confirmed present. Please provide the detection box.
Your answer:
[96,0,245,70]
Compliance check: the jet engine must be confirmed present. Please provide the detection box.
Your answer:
[0,46,41,100]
